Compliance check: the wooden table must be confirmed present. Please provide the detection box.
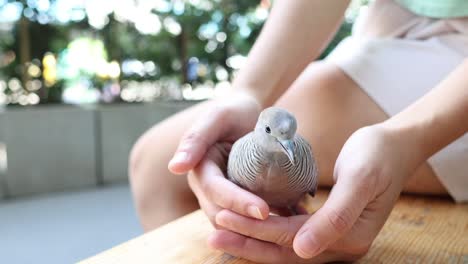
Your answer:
[80,190,468,263]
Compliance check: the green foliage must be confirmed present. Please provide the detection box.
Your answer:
[0,0,359,105]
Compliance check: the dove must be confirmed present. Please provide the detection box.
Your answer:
[227,107,318,214]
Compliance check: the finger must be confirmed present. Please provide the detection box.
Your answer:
[208,230,337,264]
[215,209,308,247]
[293,179,370,259]
[334,184,400,251]
[168,110,226,174]
[187,171,220,224]
[198,195,223,227]
[190,157,269,220]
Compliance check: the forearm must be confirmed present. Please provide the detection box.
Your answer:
[234,0,350,107]
[383,59,468,169]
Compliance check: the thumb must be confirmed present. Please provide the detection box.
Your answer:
[293,177,371,259]
[168,110,226,174]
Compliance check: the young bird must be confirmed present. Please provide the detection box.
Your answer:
[227,107,318,214]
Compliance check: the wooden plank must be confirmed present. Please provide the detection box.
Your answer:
[80,190,468,264]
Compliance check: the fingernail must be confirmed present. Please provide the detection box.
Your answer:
[170,152,189,165]
[247,205,263,220]
[296,231,321,258]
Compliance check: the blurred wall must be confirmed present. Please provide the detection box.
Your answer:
[0,101,196,199]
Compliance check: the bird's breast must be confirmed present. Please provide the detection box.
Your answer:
[250,153,303,207]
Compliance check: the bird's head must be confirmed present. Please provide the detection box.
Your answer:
[254,107,297,165]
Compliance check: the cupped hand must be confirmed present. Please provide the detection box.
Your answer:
[208,124,422,263]
[168,92,270,224]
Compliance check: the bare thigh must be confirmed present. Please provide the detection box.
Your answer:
[275,61,447,195]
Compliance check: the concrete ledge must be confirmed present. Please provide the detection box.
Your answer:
[3,105,98,196]
[0,101,199,198]
[0,112,6,198]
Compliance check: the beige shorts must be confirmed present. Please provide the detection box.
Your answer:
[326,0,468,202]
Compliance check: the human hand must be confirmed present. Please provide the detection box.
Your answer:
[168,91,271,225]
[208,125,423,263]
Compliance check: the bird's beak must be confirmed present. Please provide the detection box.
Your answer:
[279,139,295,165]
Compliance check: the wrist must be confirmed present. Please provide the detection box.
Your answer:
[378,119,429,172]
[213,86,263,115]
[217,87,263,109]
[231,79,275,108]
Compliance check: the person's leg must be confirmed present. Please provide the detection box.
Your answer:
[129,60,448,232]
[129,102,210,231]
[274,61,447,195]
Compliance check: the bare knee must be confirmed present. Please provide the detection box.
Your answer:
[128,105,206,230]
[129,105,200,184]
[128,124,197,230]
[128,117,186,197]
[289,62,370,102]
[128,136,143,181]
[128,129,155,184]
[128,126,166,212]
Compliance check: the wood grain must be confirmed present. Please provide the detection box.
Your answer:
[80,190,468,264]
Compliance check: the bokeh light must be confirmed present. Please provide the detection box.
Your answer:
[0,0,367,106]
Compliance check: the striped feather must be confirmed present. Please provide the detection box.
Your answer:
[227,133,318,208]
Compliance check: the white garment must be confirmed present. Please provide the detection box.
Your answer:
[326,0,468,202]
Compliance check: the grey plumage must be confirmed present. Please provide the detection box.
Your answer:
[227,107,318,211]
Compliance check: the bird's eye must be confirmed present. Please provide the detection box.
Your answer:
[265,126,271,134]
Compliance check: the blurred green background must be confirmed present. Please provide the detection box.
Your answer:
[0,0,367,106]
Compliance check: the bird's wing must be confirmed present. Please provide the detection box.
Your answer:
[293,135,319,196]
[227,133,262,188]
